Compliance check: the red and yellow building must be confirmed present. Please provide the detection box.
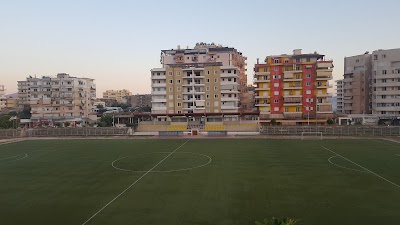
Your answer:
[254,49,334,125]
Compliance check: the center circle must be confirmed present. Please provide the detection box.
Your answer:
[112,152,212,173]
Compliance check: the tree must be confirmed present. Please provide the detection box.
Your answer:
[18,105,31,119]
[0,115,13,129]
[98,115,113,127]
[327,118,334,125]
[270,119,277,126]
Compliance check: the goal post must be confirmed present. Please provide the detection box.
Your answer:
[301,132,323,140]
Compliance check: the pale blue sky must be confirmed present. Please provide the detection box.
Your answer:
[1,0,399,95]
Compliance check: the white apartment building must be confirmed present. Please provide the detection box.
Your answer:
[17,81,29,109]
[336,80,343,113]
[18,73,96,122]
[102,89,132,103]
[371,49,400,117]
[0,85,5,112]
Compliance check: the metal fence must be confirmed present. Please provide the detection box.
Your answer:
[0,128,130,139]
[261,126,400,136]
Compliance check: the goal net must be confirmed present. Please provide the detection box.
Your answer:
[301,132,323,140]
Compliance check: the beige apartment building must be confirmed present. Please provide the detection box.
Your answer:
[103,89,132,103]
[18,73,96,122]
[130,94,151,109]
[371,48,400,117]
[152,43,247,114]
[336,80,344,113]
[0,85,5,112]
[339,53,372,114]
[337,48,400,118]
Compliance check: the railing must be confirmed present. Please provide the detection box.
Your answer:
[261,126,400,136]
[0,128,131,139]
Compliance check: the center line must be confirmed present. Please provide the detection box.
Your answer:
[322,146,400,189]
[82,140,190,225]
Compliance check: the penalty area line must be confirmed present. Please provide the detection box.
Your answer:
[322,146,400,189]
[81,140,190,225]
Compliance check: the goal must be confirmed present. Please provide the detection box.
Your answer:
[301,132,323,140]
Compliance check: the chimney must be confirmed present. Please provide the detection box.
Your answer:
[256,58,259,64]
[293,49,302,55]
[177,45,181,50]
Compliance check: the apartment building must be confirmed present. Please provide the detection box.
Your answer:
[371,48,400,117]
[17,81,30,109]
[103,89,132,103]
[254,49,334,124]
[18,73,96,122]
[336,80,344,113]
[340,53,372,114]
[130,94,151,109]
[151,43,247,114]
[0,85,5,112]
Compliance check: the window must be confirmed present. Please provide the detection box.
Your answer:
[177,87,181,92]
[177,102,181,107]
[206,70,210,75]
[169,95,173,100]
[214,101,219,106]
[382,70,387,74]
[206,86,210,91]
[284,59,289,63]
[274,67,279,71]
[274,59,280,63]
[296,107,300,112]
[274,99,279,103]
[382,54,386,58]
[168,72,173,76]
[274,91,279,95]
[214,70,218,75]
[306,58,310,62]
[169,87,173,92]
[206,94,210,99]
[306,90,312,95]
[206,101,210,106]
[214,94,219,98]
[356,59,359,63]
[206,78,210,83]
[177,79,181,84]
[214,78,218,83]
[176,72,181,76]
[306,74,311,78]
[177,95,181,99]
[169,80,173,84]
[306,82,311,86]
[214,86,219,91]
[274,107,279,112]
[284,107,289,112]
[274,83,279,87]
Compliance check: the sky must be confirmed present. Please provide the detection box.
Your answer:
[1,0,399,96]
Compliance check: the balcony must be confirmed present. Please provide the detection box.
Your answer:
[316,93,333,97]
[183,74,205,79]
[221,90,239,94]
[283,86,302,90]
[316,84,333,89]
[152,91,166,95]
[255,103,270,107]
[221,105,239,110]
[221,81,238,86]
[152,75,166,80]
[283,95,302,98]
[151,98,167,103]
[255,72,271,76]
[151,83,167,87]
[316,76,333,81]
[317,62,333,69]
[221,98,239,102]
[283,103,302,106]
[317,69,333,77]
[221,73,239,78]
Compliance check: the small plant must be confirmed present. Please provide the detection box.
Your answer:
[255,217,301,225]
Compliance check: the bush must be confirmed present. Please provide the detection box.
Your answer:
[255,217,301,225]
[327,118,334,125]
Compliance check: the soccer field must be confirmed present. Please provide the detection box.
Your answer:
[0,138,400,225]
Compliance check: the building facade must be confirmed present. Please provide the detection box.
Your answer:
[336,80,344,113]
[130,94,151,109]
[254,49,334,125]
[371,48,400,117]
[102,89,132,103]
[17,81,30,109]
[340,53,372,114]
[151,43,247,114]
[18,73,96,122]
[0,85,5,112]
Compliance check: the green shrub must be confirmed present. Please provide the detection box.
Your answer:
[255,217,301,225]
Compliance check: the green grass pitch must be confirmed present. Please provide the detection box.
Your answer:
[1,138,400,225]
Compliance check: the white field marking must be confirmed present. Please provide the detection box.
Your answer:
[379,138,400,146]
[322,146,400,189]
[0,154,26,161]
[82,140,190,225]
[328,156,369,173]
[111,152,212,173]
[0,139,25,146]
[0,153,28,164]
